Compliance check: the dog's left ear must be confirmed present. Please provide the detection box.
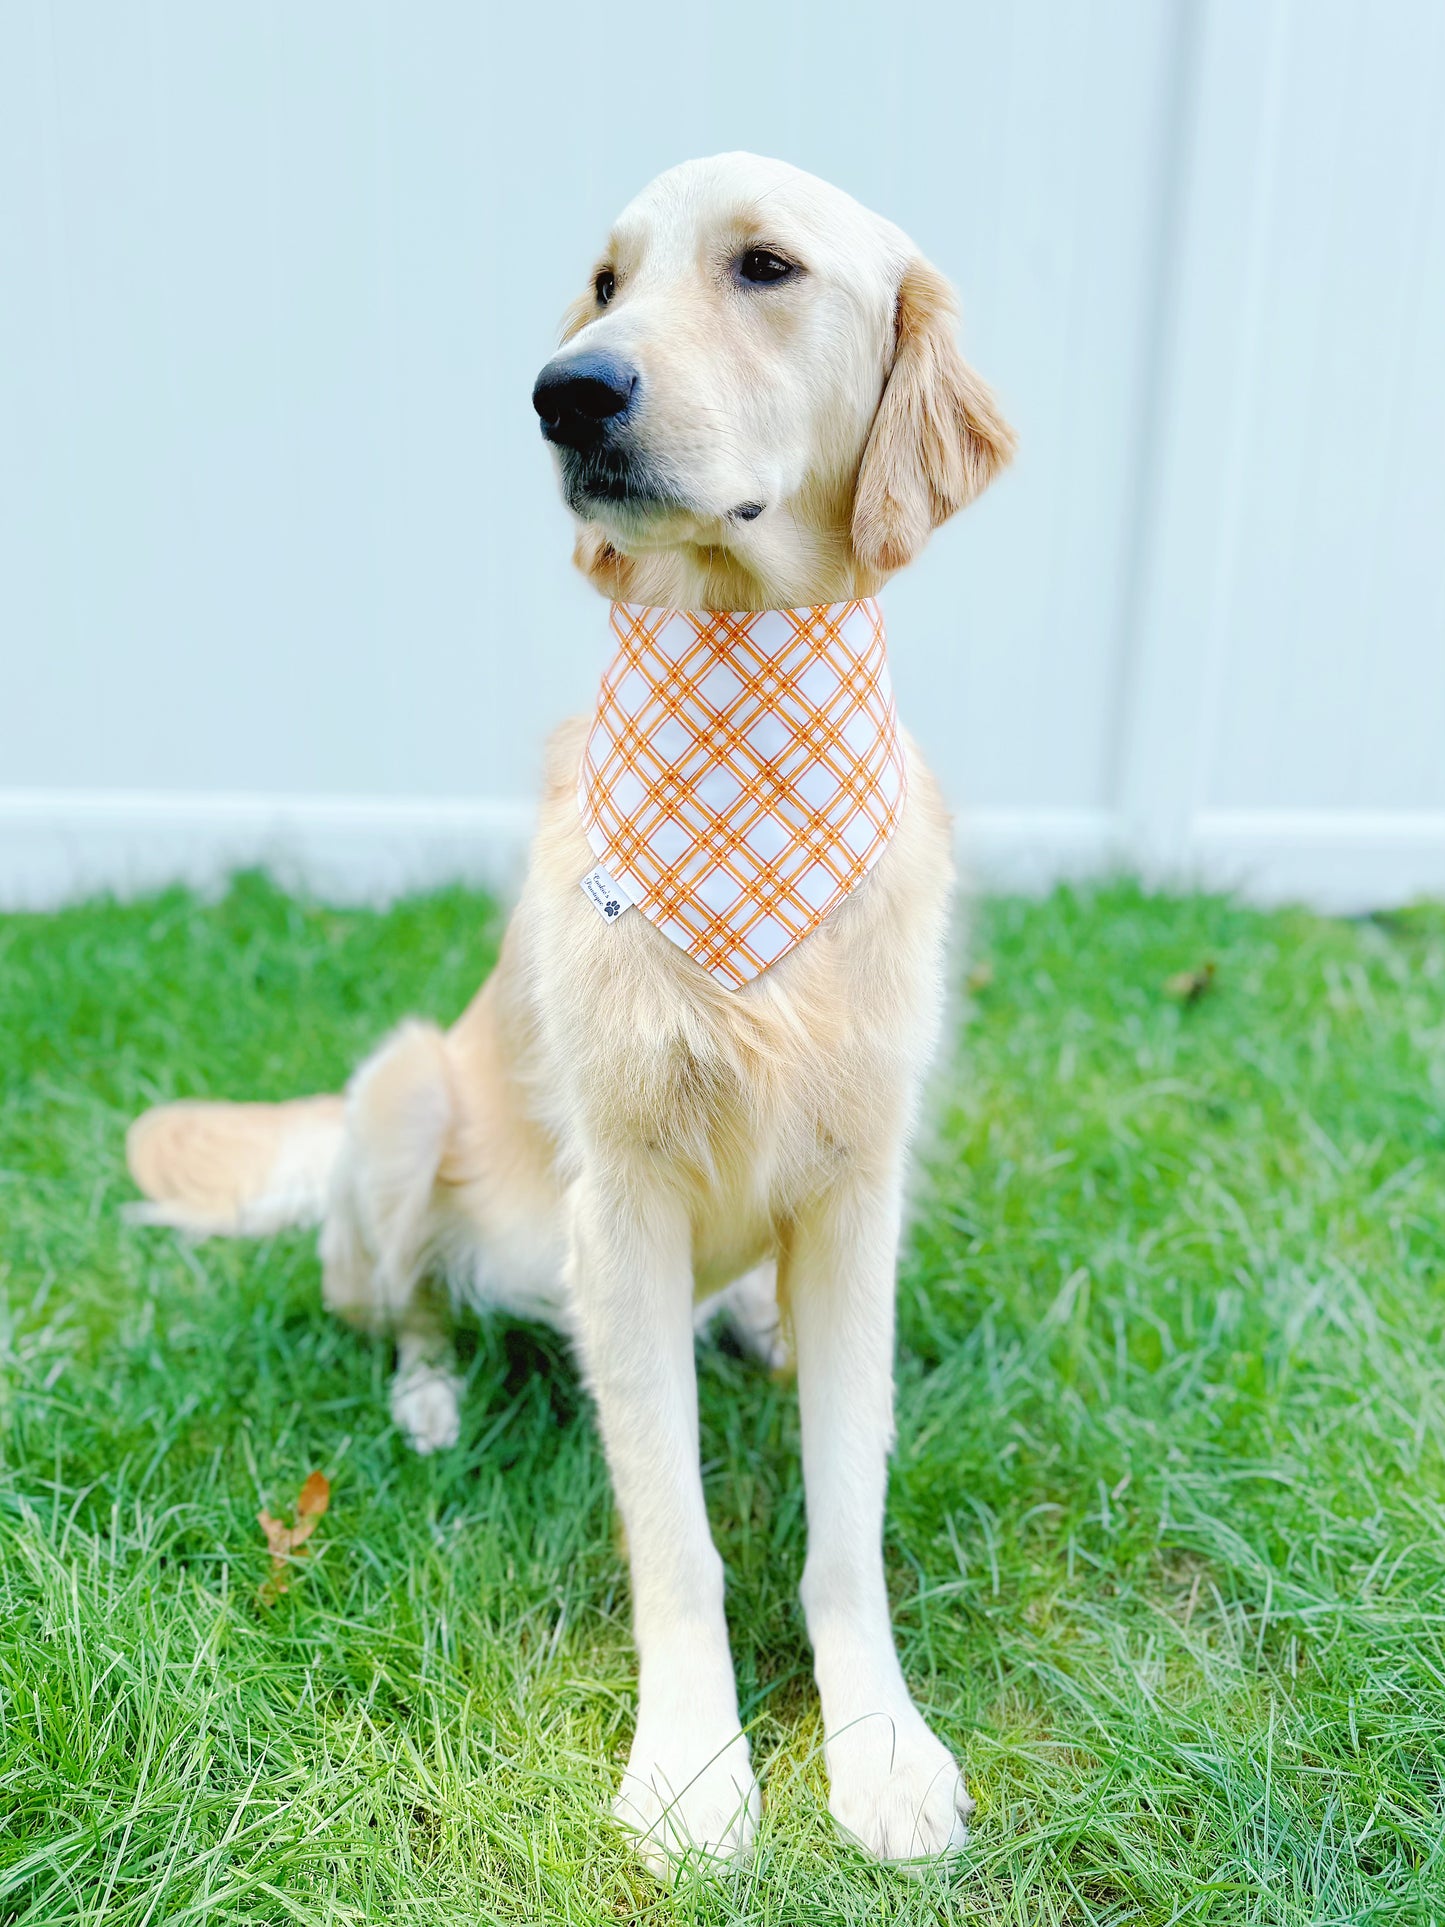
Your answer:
[851,259,1016,577]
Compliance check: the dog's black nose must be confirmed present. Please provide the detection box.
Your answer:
[532,352,637,449]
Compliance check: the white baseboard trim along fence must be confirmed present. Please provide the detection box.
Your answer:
[3,791,1442,917]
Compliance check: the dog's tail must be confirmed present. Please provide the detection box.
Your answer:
[126,1094,346,1237]
[126,1021,457,1333]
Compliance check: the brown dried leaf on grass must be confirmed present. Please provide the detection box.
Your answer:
[257,1470,330,1604]
[1164,960,1217,1005]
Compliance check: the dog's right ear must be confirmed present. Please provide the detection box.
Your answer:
[851,259,1016,578]
[558,289,595,344]
[573,523,642,599]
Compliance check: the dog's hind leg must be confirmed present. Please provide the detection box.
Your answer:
[319,1020,465,1450]
[695,1262,791,1372]
[388,1283,463,1454]
[129,1014,472,1452]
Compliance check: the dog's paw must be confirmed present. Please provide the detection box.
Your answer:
[825,1708,972,1862]
[389,1362,462,1454]
[614,1724,759,1879]
[736,1312,792,1375]
[699,1264,792,1374]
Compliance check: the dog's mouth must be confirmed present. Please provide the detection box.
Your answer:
[560,446,686,520]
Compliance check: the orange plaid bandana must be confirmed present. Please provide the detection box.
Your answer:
[578,599,906,989]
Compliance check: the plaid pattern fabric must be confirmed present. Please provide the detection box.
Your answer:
[578,599,906,989]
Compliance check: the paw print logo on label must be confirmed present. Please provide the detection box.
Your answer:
[581,864,632,925]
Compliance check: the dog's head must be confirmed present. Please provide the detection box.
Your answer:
[533,153,1015,607]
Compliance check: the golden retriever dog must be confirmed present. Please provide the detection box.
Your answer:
[127,152,1014,1873]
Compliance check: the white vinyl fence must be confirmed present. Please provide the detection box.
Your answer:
[4,0,1443,911]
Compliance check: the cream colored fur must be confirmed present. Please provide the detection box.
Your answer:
[126,153,1014,1876]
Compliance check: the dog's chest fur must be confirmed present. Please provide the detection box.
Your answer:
[493,717,956,1278]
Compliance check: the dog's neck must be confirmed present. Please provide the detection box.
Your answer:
[574,477,884,613]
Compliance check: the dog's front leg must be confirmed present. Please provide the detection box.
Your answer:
[568,1169,758,1876]
[788,1172,973,1861]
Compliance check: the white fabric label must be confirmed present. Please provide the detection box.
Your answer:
[580,863,632,924]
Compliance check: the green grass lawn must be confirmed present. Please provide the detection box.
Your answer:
[3,875,1444,1925]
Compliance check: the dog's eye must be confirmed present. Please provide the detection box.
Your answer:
[736,248,798,286]
[595,268,616,306]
